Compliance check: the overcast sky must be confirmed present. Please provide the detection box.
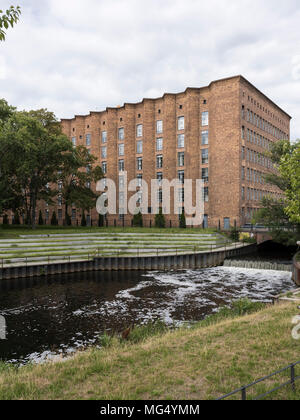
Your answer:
[1,0,300,139]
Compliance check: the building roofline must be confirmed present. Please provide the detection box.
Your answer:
[60,75,292,122]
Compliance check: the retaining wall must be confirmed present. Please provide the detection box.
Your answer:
[292,253,300,286]
[0,244,257,281]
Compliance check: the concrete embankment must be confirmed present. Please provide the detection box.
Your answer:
[224,259,292,272]
[0,243,257,280]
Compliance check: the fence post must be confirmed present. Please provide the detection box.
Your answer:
[241,387,247,401]
[291,364,296,393]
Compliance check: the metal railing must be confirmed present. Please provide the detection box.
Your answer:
[217,361,300,400]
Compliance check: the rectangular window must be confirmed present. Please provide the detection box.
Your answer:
[202,111,209,126]
[137,174,143,187]
[86,134,91,146]
[118,127,124,141]
[178,116,185,131]
[118,144,124,156]
[102,131,107,143]
[178,134,185,148]
[119,175,125,189]
[202,168,209,183]
[156,120,163,134]
[101,146,107,159]
[158,189,163,204]
[201,149,209,164]
[71,137,76,146]
[58,209,62,220]
[157,172,163,186]
[156,137,163,151]
[137,157,143,171]
[201,131,208,145]
[136,124,143,138]
[178,152,185,167]
[119,192,125,206]
[119,160,124,172]
[137,140,143,154]
[178,170,185,184]
[102,162,107,174]
[71,209,76,220]
[157,155,163,169]
[179,188,185,203]
[203,187,209,202]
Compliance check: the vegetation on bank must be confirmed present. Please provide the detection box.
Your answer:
[1,300,300,400]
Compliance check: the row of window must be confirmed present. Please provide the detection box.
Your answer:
[243,107,287,140]
[242,127,274,151]
[245,93,287,128]
[241,187,281,202]
[241,167,267,185]
[242,147,274,169]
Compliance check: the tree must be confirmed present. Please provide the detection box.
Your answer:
[0,109,72,229]
[0,6,21,41]
[133,210,143,227]
[57,145,103,221]
[98,213,104,227]
[81,212,87,227]
[179,211,186,229]
[155,208,165,228]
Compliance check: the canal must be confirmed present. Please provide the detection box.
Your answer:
[0,265,294,365]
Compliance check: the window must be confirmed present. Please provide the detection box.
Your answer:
[102,162,107,174]
[179,188,185,203]
[178,134,185,148]
[201,149,209,164]
[178,116,185,131]
[157,155,163,169]
[203,187,209,202]
[178,152,185,167]
[224,218,230,230]
[158,189,163,203]
[201,131,208,145]
[119,175,125,189]
[58,195,62,206]
[86,134,91,146]
[202,112,209,126]
[157,172,163,186]
[137,124,143,138]
[137,140,143,154]
[119,192,125,206]
[71,137,76,146]
[137,157,143,171]
[137,174,143,187]
[102,131,107,143]
[119,160,125,172]
[156,120,163,134]
[156,137,163,151]
[242,126,245,139]
[101,147,107,159]
[202,168,209,183]
[58,209,62,220]
[118,144,124,156]
[178,170,185,184]
[118,127,124,141]
[71,209,76,220]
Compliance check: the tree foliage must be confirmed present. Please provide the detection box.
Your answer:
[0,6,21,41]
[155,208,165,228]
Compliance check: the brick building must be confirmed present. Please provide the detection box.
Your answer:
[59,75,291,229]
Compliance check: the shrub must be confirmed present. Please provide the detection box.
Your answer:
[81,212,87,227]
[128,321,169,344]
[133,211,143,227]
[230,227,240,241]
[2,214,9,225]
[50,211,58,226]
[98,214,104,227]
[65,213,72,226]
[38,210,44,226]
[180,211,186,229]
[155,208,165,228]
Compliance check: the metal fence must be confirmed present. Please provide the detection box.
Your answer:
[217,361,300,400]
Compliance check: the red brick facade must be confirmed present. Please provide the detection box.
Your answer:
[52,76,291,228]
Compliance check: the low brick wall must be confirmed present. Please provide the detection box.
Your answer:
[292,253,300,286]
[0,244,257,281]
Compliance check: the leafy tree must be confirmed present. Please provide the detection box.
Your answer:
[0,109,72,229]
[229,226,240,242]
[65,213,72,226]
[179,211,186,229]
[155,208,165,228]
[13,213,20,225]
[51,211,58,226]
[133,210,143,227]
[38,210,44,226]
[0,6,21,41]
[2,214,9,225]
[57,145,103,221]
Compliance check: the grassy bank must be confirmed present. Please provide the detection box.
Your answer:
[0,225,217,239]
[1,300,300,400]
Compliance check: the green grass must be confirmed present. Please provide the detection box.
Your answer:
[0,225,218,239]
[1,300,300,400]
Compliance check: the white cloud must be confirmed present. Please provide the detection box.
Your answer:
[0,0,300,138]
